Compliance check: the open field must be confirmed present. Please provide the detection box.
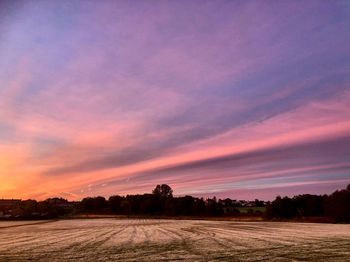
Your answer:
[0,219,349,261]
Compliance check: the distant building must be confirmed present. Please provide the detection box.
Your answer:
[0,200,21,218]
[0,199,21,209]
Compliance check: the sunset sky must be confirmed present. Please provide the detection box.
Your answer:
[1,0,350,200]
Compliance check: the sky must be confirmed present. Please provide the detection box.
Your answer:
[0,0,350,200]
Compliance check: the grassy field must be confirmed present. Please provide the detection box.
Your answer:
[0,219,349,261]
[236,207,266,214]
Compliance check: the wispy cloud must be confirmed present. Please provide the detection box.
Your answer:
[0,1,349,199]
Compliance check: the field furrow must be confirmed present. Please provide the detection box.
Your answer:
[0,219,349,261]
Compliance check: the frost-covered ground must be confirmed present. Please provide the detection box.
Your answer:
[0,219,349,261]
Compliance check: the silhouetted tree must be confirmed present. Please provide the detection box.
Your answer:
[206,197,222,216]
[266,196,297,219]
[266,184,350,222]
[152,184,173,198]
[176,196,195,215]
[109,195,123,213]
[254,199,265,207]
[193,198,206,216]
[81,196,107,211]
[325,188,350,222]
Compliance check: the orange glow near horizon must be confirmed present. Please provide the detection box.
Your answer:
[1,1,350,200]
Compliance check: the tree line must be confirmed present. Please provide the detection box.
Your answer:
[80,184,255,217]
[266,184,350,222]
[1,184,349,222]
